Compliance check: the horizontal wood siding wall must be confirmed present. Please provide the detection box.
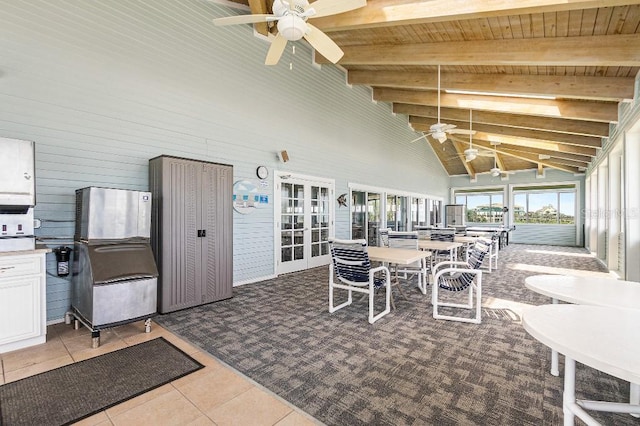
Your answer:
[0,1,449,321]
[511,224,577,246]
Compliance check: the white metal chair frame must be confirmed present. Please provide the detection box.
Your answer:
[478,234,499,273]
[328,239,391,324]
[431,242,490,324]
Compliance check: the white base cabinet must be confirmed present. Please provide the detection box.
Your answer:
[0,250,48,353]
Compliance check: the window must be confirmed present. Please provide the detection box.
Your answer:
[454,189,504,224]
[513,185,576,224]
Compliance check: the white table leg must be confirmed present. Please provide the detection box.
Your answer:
[631,382,640,418]
[550,297,560,376]
[563,357,576,426]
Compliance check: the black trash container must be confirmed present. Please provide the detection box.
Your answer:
[54,246,72,277]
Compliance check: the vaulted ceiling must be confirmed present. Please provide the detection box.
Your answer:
[218,0,640,179]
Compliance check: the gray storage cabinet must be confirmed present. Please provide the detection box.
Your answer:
[445,204,466,228]
[149,155,233,313]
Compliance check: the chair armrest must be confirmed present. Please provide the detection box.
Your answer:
[434,267,483,281]
[432,260,469,273]
[370,265,390,276]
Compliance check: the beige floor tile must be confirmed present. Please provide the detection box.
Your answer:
[54,321,92,342]
[175,368,253,412]
[4,354,74,383]
[106,383,174,418]
[183,415,216,425]
[207,387,293,426]
[123,326,202,356]
[70,339,129,362]
[62,328,120,355]
[110,388,202,426]
[71,410,112,425]
[275,411,320,426]
[1,338,69,372]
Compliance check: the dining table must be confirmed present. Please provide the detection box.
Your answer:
[525,274,640,420]
[417,240,463,265]
[367,246,432,295]
[523,304,640,425]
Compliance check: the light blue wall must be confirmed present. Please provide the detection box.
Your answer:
[0,1,449,322]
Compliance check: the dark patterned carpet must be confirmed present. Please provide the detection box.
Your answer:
[156,244,637,425]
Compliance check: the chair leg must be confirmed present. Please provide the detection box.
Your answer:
[328,266,353,313]
[369,275,391,324]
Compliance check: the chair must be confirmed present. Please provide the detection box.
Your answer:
[431,241,490,324]
[478,233,499,273]
[328,239,391,324]
[429,228,456,263]
[388,230,429,294]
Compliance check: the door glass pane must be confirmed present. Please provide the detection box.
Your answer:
[367,193,381,246]
[559,192,575,224]
[351,191,365,239]
[311,185,330,258]
[281,183,305,264]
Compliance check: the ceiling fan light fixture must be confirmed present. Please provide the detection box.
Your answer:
[490,167,501,177]
[433,131,447,143]
[277,15,307,40]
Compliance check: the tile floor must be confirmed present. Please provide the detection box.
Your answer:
[0,321,321,426]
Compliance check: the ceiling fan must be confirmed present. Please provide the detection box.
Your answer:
[212,0,366,65]
[487,143,515,176]
[411,65,475,144]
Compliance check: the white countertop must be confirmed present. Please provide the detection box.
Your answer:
[523,304,640,384]
[0,246,52,257]
[525,274,640,310]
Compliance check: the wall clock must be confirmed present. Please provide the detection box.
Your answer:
[256,166,269,180]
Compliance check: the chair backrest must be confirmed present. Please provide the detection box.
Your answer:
[430,228,455,242]
[328,239,372,284]
[388,231,419,250]
[378,228,391,247]
[438,241,490,291]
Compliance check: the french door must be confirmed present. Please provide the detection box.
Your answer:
[276,174,334,274]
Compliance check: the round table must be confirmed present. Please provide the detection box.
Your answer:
[523,304,640,425]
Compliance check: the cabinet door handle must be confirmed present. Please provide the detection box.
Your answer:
[0,266,15,272]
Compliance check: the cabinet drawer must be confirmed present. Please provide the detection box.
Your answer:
[0,255,42,278]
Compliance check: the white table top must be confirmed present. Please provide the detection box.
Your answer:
[367,246,431,265]
[418,240,462,251]
[523,304,640,384]
[454,236,477,244]
[525,274,640,310]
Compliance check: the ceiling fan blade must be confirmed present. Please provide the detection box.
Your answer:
[265,33,288,65]
[213,14,277,26]
[410,133,428,143]
[306,0,367,19]
[303,23,344,63]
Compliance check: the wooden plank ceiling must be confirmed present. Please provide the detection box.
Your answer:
[224,0,640,179]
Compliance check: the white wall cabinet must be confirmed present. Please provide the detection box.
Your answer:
[0,251,48,353]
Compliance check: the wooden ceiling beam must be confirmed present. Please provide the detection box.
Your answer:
[317,34,640,67]
[374,88,618,122]
[470,139,581,174]
[393,104,611,137]
[449,133,592,163]
[410,117,603,148]
[311,0,640,31]
[436,130,598,157]
[349,70,634,101]
[451,140,477,180]
[248,0,270,35]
